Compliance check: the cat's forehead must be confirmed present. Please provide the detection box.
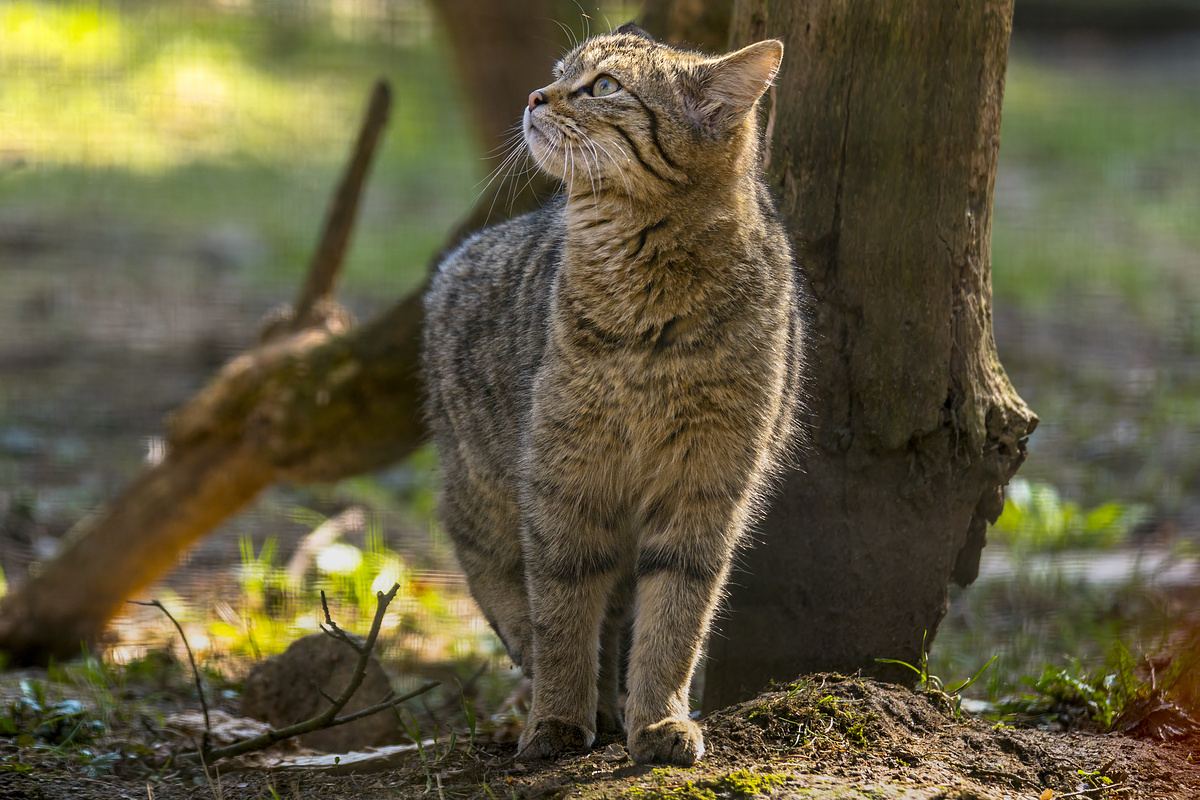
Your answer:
[554,33,670,82]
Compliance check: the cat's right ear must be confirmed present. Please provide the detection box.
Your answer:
[686,39,784,132]
[614,22,655,41]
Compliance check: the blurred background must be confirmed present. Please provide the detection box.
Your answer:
[0,0,1197,713]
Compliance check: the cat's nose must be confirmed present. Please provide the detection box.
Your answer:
[527,90,548,111]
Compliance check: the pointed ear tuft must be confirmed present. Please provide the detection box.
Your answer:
[615,22,655,41]
[686,39,783,131]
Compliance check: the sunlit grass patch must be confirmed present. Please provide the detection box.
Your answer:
[0,1,447,170]
[0,1,480,293]
[0,2,124,71]
[993,55,1200,317]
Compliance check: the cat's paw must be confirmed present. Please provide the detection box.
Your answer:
[596,705,624,737]
[516,717,594,761]
[628,718,704,765]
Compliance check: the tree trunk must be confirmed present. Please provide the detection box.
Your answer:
[703,0,1037,710]
[639,0,733,51]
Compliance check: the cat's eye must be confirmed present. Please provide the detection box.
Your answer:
[589,75,621,97]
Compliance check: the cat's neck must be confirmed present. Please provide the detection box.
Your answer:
[555,173,766,329]
[566,185,752,268]
[561,127,765,270]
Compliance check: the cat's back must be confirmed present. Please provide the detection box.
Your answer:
[423,198,565,473]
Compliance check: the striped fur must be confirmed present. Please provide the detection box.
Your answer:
[423,24,803,766]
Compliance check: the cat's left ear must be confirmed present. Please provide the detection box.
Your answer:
[687,39,783,131]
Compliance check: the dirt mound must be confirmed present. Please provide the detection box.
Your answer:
[701,674,1199,798]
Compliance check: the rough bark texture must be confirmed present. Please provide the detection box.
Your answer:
[702,0,1037,710]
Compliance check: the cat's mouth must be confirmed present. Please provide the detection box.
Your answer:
[523,109,549,145]
[523,109,561,174]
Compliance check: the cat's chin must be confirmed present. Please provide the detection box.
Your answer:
[522,116,564,180]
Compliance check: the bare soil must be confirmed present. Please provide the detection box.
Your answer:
[2,673,1197,800]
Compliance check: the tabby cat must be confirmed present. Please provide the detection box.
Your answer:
[423,23,803,765]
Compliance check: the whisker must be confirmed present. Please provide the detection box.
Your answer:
[579,137,603,201]
[472,135,531,211]
[480,125,527,157]
[483,149,534,227]
[552,19,578,51]
[474,137,528,193]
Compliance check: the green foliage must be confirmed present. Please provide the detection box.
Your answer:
[0,677,118,775]
[223,519,419,657]
[46,650,127,730]
[877,632,998,718]
[993,479,1147,552]
[993,58,1200,314]
[0,0,479,292]
[996,641,1189,733]
[395,709,460,794]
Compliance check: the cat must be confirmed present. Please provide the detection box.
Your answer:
[422,23,803,766]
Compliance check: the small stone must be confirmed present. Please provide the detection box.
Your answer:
[602,742,628,762]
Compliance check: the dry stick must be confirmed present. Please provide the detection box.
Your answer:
[1053,785,1130,799]
[292,78,393,325]
[193,680,440,764]
[178,582,440,764]
[129,600,211,745]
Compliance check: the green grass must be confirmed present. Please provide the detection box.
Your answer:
[929,551,1191,704]
[992,56,1200,317]
[0,0,481,295]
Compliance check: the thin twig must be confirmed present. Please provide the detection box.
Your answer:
[1053,784,1130,799]
[319,589,357,650]
[190,680,439,764]
[177,583,436,764]
[129,600,210,744]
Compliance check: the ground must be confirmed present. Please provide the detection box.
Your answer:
[2,10,1200,800]
[1,673,1197,800]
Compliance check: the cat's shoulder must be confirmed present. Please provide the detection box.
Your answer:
[437,195,567,273]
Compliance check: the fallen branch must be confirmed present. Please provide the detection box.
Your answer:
[0,30,558,665]
[0,80,421,664]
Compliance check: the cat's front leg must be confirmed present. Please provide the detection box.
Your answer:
[515,472,626,761]
[624,493,746,765]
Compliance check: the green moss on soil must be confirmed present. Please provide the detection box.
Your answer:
[628,769,787,800]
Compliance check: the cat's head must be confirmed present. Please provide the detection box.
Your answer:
[522,23,782,202]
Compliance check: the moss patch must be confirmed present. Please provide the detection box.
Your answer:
[629,769,787,800]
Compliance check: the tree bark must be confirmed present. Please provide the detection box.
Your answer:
[703,0,1037,710]
[639,0,733,51]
